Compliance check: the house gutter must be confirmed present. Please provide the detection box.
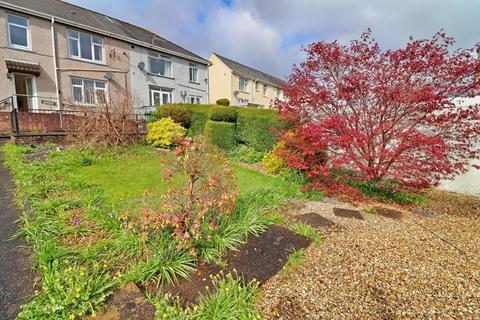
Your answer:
[0,1,209,65]
[50,17,61,110]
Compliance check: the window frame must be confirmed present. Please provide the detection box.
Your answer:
[263,84,268,97]
[67,29,105,64]
[239,77,249,92]
[150,87,173,106]
[148,52,173,78]
[189,62,199,83]
[6,13,31,50]
[71,77,107,105]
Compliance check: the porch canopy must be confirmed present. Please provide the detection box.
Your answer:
[5,59,41,76]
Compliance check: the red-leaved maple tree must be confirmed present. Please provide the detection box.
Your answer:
[277,30,480,189]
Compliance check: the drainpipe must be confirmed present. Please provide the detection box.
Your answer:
[50,17,60,111]
[206,63,210,104]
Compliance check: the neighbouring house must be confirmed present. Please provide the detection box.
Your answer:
[439,96,480,196]
[208,53,285,107]
[129,40,209,114]
[0,0,209,117]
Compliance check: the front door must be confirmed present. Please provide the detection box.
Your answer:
[13,74,36,110]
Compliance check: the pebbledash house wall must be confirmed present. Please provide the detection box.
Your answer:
[0,7,130,109]
[129,45,208,113]
[0,8,57,104]
[54,24,130,107]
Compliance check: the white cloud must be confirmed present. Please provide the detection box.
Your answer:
[67,0,480,78]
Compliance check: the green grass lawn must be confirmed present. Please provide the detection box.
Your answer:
[74,150,279,210]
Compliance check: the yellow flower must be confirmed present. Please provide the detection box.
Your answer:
[80,272,85,276]
[225,287,230,292]
[76,288,81,292]
[69,314,75,320]
[78,311,84,316]
[91,312,97,318]
[75,293,80,298]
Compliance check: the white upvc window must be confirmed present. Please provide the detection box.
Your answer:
[263,84,268,97]
[276,88,283,99]
[68,30,104,63]
[189,63,198,83]
[239,77,249,92]
[150,87,173,106]
[238,98,249,105]
[189,95,201,104]
[149,52,173,77]
[6,14,30,49]
[71,77,107,105]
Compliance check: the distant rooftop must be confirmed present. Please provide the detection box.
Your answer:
[0,0,208,64]
[213,53,285,87]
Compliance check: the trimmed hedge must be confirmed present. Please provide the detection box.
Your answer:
[204,120,236,150]
[216,98,230,106]
[209,106,237,123]
[236,108,280,152]
[158,104,280,152]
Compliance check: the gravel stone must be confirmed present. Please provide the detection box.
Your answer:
[259,194,480,319]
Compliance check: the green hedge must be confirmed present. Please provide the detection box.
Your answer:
[210,106,238,123]
[236,108,280,152]
[159,104,280,151]
[204,120,236,150]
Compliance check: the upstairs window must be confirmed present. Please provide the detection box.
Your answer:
[68,30,104,63]
[263,84,268,97]
[7,14,30,49]
[189,63,198,83]
[276,88,283,99]
[71,77,107,105]
[149,53,172,77]
[239,77,249,92]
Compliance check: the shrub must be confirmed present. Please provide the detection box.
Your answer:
[216,98,230,106]
[125,137,238,254]
[156,105,191,128]
[227,145,265,164]
[262,142,287,175]
[204,120,236,150]
[236,108,280,152]
[146,117,186,148]
[209,106,238,123]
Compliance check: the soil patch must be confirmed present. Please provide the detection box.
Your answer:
[373,207,403,220]
[333,207,364,220]
[91,282,155,320]
[296,212,335,228]
[159,225,311,306]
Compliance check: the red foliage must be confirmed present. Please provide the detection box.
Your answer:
[277,30,480,189]
[123,137,238,252]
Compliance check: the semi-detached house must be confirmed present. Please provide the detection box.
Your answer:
[0,0,209,114]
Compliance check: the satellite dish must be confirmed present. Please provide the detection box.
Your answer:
[104,72,113,81]
[138,61,145,70]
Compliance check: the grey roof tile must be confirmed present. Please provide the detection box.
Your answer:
[213,53,285,87]
[1,0,208,63]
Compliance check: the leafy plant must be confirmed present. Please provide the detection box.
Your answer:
[262,142,287,175]
[125,137,238,254]
[204,120,237,150]
[156,105,191,128]
[292,223,321,244]
[209,106,238,123]
[146,117,186,148]
[277,29,480,190]
[17,260,114,320]
[216,98,230,106]
[228,145,265,164]
[283,249,306,272]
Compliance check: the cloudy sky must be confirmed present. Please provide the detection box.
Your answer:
[67,0,479,79]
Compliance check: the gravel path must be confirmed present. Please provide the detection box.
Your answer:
[259,196,480,319]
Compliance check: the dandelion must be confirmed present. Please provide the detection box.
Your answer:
[69,314,75,320]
